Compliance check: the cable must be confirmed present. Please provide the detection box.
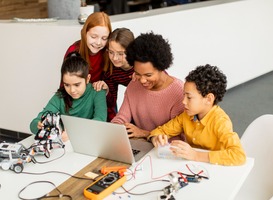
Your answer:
[27,143,66,164]
[18,180,72,200]
[21,170,95,181]
[18,170,96,199]
[121,185,163,195]
[112,179,170,196]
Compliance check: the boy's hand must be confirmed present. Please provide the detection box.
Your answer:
[151,134,168,147]
[170,140,196,160]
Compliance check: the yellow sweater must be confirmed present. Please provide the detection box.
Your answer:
[149,105,246,166]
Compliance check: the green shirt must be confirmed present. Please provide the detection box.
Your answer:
[30,83,107,134]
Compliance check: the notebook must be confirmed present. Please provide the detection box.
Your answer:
[61,115,154,164]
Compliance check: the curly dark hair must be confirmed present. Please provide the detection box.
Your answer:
[185,64,227,105]
[126,32,173,71]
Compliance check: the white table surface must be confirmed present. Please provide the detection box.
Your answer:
[105,149,254,200]
[0,136,96,200]
[0,136,254,200]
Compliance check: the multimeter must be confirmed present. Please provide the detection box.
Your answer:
[83,172,127,200]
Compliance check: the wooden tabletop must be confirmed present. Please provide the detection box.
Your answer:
[48,157,131,200]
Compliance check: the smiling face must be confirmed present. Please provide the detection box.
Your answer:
[182,82,214,120]
[86,26,109,54]
[63,72,90,99]
[108,41,130,70]
[134,61,166,91]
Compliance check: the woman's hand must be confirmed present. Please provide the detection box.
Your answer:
[124,123,149,138]
[92,80,109,95]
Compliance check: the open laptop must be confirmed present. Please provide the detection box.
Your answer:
[61,115,154,164]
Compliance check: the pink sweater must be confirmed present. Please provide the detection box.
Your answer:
[111,77,184,131]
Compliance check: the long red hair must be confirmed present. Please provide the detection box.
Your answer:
[79,12,112,70]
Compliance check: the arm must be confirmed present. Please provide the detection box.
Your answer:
[148,113,185,141]
[174,112,246,166]
[208,118,246,165]
[124,123,150,138]
[92,80,109,95]
[92,90,107,121]
[169,80,185,118]
[170,140,210,163]
[168,114,245,165]
[92,80,117,110]
[64,41,80,59]
[29,95,61,134]
[111,89,132,124]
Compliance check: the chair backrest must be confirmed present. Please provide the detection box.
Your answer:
[235,114,273,200]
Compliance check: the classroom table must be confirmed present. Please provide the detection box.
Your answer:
[0,135,254,200]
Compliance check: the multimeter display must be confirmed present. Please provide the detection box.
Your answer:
[84,172,127,200]
[87,174,118,194]
[86,184,105,194]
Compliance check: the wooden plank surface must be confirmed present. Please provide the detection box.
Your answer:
[48,157,131,200]
[0,0,47,19]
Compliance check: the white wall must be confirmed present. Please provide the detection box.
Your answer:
[0,0,272,134]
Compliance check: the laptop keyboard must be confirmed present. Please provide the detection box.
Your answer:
[132,149,140,156]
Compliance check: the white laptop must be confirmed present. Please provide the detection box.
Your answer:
[61,115,154,164]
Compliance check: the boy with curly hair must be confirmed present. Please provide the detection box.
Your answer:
[149,64,246,166]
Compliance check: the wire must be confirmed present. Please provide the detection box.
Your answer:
[121,186,163,195]
[21,170,95,181]
[27,143,66,164]
[114,179,170,195]
[131,155,184,181]
[18,170,96,199]
[18,180,72,200]
[185,164,209,179]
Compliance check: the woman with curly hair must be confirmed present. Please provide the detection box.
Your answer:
[149,64,246,166]
[111,32,184,139]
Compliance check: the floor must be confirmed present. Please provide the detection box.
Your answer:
[219,70,273,137]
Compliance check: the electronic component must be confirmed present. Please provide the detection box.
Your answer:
[158,172,188,200]
[0,143,23,152]
[0,142,29,173]
[100,166,127,176]
[157,144,181,160]
[84,172,126,200]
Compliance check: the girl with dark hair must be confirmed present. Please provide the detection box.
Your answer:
[30,53,107,135]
